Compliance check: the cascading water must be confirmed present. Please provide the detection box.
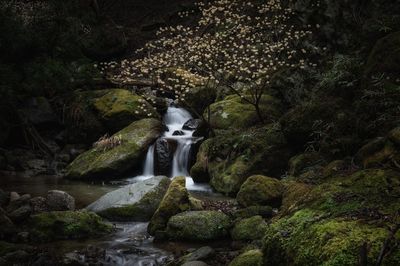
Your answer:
[132,105,210,191]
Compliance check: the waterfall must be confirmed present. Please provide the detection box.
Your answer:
[132,105,210,191]
[142,144,155,176]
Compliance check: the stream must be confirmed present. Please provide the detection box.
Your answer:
[0,105,223,265]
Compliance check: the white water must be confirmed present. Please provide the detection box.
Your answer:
[129,106,211,192]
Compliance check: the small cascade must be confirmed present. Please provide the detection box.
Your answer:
[131,105,210,191]
[142,144,155,176]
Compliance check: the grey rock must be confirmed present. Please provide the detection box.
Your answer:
[86,176,171,221]
[9,192,20,202]
[7,194,30,213]
[46,190,75,211]
[30,197,48,213]
[154,138,175,176]
[181,246,215,263]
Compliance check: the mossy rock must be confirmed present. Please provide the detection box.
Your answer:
[166,210,231,241]
[280,181,313,216]
[262,208,400,266]
[229,249,263,266]
[26,211,112,243]
[66,118,162,179]
[190,139,212,183]
[237,175,284,207]
[86,176,170,221]
[93,89,158,130]
[355,136,400,169]
[288,152,325,176]
[183,85,217,115]
[388,127,400,146]
[195,125,291,195]
[205,94,282,130]
[148,176,190,236]
[231,215,268,241]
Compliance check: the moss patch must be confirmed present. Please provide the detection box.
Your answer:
[229,249,263,266]
[26,211,112,243]
[231,215,268,240]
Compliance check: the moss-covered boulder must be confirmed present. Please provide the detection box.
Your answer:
[166,211,231,241]
[93,89,158,129]
[262,209,400,266]
[86,176,170,221]
[262,168,400,265]
[229,249,263,266]
[237,175,284,207]
[183,85,217,115]
[191,125,291,194]
[26,211,112,243]
[355,136,400,169]
[66,118,162,179]
[205,94,282,130]
[148,176,190,236]
[288,152,325,176]
[64,89,157,144]
[231,215,268,241]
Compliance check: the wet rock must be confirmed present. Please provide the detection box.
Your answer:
[172,130,185,136]
[66,118,162,179]
[231,216,268,240]
[182,119,202,131]
[27,211,112,242]
[166,210,231,241]
[87,176,170,221]
[46,190,75,211]
[154,138,174,176]
[148,176,190,236]
[182,84,217,115]
[8,205,32,223]
[9,192,20,202]
[180,246,215,263]
[237,175,284,207]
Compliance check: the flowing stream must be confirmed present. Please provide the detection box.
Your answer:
[0,105,220,265]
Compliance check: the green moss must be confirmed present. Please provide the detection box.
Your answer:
[205,94,282,130]
[190,139,212,183]
[148,176,190,236]
[201,124,290,194]
[231,215,268,240]
[237,175,284,207]
[66,118,162,179]
[166,210,232,241]
[263,208,399,266]
[26,211,112,243]
[93,89,158,129]
[229,249,263,266]
[288,152,324,176]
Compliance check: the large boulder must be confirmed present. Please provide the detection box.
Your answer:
[64,89,157,144]
[183,85,217,115]
[166,211,231,241]
[26,211,112,243]
[191,125,291,194]
[66,118,162,179]
[148,176,190,236]
[231,215,268,241]
[205,94,282,130]
[92,89,158,129]
[46,190,75,211]
[86,176,170,221]
[237,175,284,207]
